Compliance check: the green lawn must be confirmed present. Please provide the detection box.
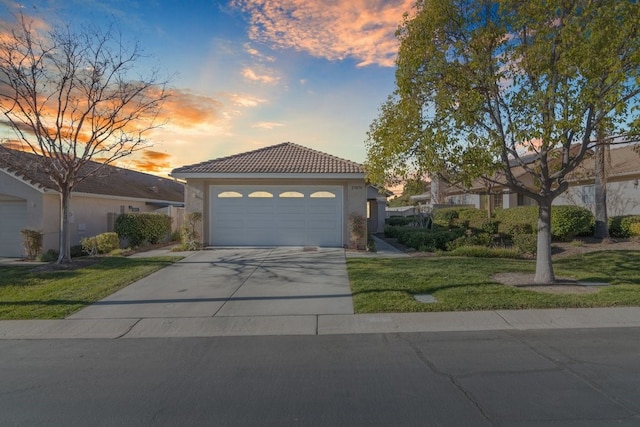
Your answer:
[0,256,181,320]
[347,251,640,313]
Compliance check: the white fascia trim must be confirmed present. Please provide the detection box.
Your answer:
[71,191,183,205]
[170,172,365,180]
[0,168,47,193]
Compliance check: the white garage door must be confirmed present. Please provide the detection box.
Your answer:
[210,185,343,247]
[0,200,27,257]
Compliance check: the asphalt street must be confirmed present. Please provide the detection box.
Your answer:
[2,327,640,426]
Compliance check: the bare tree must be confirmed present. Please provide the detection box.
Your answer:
[0,14,168,263]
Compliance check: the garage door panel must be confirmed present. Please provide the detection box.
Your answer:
[210,185,343,246]
[0,200,27,257]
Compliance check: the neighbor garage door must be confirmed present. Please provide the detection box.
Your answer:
[210,185,343,246]
[0,200,27,257]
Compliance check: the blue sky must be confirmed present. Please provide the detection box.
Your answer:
[0,0,414,175]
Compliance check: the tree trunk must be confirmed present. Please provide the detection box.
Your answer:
[594,133,609,239]
[534,200,555,284]
[57,189,73,263]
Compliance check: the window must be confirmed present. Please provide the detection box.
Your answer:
[492,193,503,209]
[218,191,243,198]
[279,191,304,198]
[310,191,336,198]
[248,191,273,198]
[581,185,595,205]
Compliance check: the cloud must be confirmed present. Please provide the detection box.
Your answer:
[251,121,285,130]
[221,92,267,108]
[242,66,279,84]
[244,42,275,62]
[231,0,414,67]
[128,150,172,173]
[159,89,223,127]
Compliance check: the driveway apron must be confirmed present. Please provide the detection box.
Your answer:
[68,247,354,319]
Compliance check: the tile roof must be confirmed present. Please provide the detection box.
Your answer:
[0,148,184,203]
[171,142,365,175]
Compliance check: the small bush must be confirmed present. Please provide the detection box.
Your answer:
[630,222,640,237]
[82,232,120,255]
[38,249,59,262]
[512,233,537,255]
[496,205,594,241]
[20,229,43,260]
[609,215,640,238]
[114,213,172,246]
[551,205,594,241]
[70,245,84,258]
[180,211,203,251]
[504,222,534,237]
[446,245,523,259]
[495,206,538,235]
[394,227,465,251]
[458,208,491,229]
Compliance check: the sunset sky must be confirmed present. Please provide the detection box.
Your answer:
[0,0,415,176]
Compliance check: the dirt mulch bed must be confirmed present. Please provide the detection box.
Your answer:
[491,272,604,294]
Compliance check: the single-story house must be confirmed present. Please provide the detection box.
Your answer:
[170,142,368,247]
[414,143,640,216]
[0,149,184,257]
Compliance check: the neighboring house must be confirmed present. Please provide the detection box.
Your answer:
[171,142,367,247]
[0,149,184,257]
[421,143,640,216]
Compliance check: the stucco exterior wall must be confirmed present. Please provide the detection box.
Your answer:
[553,180,640,216]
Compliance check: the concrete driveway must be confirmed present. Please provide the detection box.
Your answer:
[68,247,354,320]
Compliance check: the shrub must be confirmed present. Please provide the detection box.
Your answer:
[180,211,203,251]
[511,233,537,255]
[20,229,43,260]
[38,249,59,262]
[495,206,538,235]
[446,233,493,250]
[550,205,594,241]
[395,227,465,251]
[609,215,640,238]
[386,216,415,226]
[82,232,119,255]
[431,208,459,228]
[349,212,366,249]
[114,213,172,247]
[480,219,500,235]
[70,244,84,258]
[504,222,534,237]
[384,225,404,239]
[496,205,594,241]
[458,208,491,229]
[630,222,640,237]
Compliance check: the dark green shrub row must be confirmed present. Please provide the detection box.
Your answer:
[495,205,594,241]
[431,207,489,229]
[385,225,465,251]
[609,215,640,238]
[385,216,416,226]
[114,213,172,247]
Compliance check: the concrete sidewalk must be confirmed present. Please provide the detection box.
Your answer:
[1,307,640,339]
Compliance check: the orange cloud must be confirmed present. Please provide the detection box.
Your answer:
[159,89,223,127]
[231,0,414,67]
[128,150,173,173]
[241,67,279,85]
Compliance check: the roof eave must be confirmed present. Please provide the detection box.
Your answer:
[170,172,365,180]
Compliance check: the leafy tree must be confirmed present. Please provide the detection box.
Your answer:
[366,0,640,283]
[0,14,168,263]
[388,177,428,207]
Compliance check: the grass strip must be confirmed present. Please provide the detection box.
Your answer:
[347,250,640,313]
[0,256,181,319]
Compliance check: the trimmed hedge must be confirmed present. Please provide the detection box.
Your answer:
[609,215,640,238]
[431,207,489,229]
[385,225,465,251]
[386,216,416,226]
[114,213,172,247]
[495,205,594,241]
